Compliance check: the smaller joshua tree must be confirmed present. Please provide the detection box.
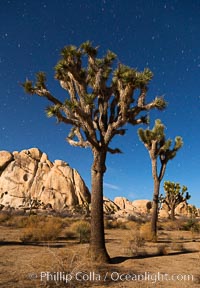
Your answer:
[22,193,42,216]
[161,181,191,220]
[138,119,183,240]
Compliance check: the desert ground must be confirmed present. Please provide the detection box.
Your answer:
[0,213,200,288]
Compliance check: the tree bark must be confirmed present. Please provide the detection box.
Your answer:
[89,149,110,263]
[150,157,160,241]
[151,178,160,241]
[170,204,176,220]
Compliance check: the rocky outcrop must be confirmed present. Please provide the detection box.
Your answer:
[114,197,152,214]
[103,197,120,214]
[132,199,152,214]
[0,151,14,172]
[175,202,189,216]
[114,197,134,211]
[0,148,90,210]
[160,202,193,218]
[1,148,197,218]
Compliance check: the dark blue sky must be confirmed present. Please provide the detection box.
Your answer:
[0,0,200,206]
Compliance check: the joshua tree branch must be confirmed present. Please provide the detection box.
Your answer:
[107,147,122,154]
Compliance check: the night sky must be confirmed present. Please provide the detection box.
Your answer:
[1,0,200,206]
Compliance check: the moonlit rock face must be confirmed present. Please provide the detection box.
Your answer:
[132,200,152,213]
[0,151,13,169]
[114,197,152,214]
[103,197,120,214]
[0,148,90,210]
[114,197,134,211]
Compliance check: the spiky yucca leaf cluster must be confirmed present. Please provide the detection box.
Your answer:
[154,97,167,110]
[45,104,61,118]
[54,41,118,90]
[138,119,183,162]
[80,40,98,57]
[138,119,165,147]
[113,65,153,88]
[164,181,188,196]
[22,72,47,95]
[22,79,34,94]
[35,72,46,89]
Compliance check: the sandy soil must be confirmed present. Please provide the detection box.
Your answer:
[0,223,200,288]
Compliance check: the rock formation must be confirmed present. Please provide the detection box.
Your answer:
[114,197,134,211]
[114,197,152,214]
[132,199,152,214]
[159,201,195,218]
[0,148,90,210]
[103,197,120,214]
[0,148,197,218]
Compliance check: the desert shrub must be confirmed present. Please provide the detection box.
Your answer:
[123,222,146,256]
[4,215,30,228]
[125,221,140,231]
[159,219,186,231]
[125,231,145,256]
[182,219,200,232]
[127,215,146,224]
[125,221,159,256]
[104,219,127,229]
[104,219,117,229]
[170,242,185,252]
[70,220,91,243]
[131,234,145,248]
[117,220,128,229]
[140,222,154,241]
[64,229,76,240]
[0,212,11,224]
[20,216,62,242]
[157,244,169,255]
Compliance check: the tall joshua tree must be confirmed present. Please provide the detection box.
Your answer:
[22,41,166,262]
[162,181,190,220]
[138,119,183,240]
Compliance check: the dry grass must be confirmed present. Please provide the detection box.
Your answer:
[0,212,12,224]
[140,222,154,241]
[20,215,63,242]
[0,214,200,287]
[123,222,155,256]
[69,220,91,243]
[104,219,127,229]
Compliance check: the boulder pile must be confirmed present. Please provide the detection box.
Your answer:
[0,148,90,210]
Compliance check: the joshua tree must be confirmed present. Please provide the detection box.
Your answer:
[161,181,190,220]
[22,41,166,262]
[138,119,183,240]
[23,194,42,216]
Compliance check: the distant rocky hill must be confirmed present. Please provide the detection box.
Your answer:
[0,148,197,218]
[0,148,90,210]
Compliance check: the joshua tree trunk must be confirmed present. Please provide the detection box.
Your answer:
[90,148,110,262]
[150,156,160,241]
[170,204,176,220]
[151,178,160,240]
